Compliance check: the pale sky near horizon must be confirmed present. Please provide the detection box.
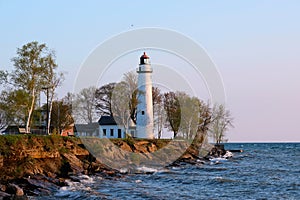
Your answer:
[1,0,300,142]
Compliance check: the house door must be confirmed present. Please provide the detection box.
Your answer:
[118,129,122,138]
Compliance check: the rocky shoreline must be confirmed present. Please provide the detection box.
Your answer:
[0,135,227,199]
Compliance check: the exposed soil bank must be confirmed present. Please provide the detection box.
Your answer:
[0,135,210,199]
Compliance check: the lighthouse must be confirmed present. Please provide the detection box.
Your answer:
[136,52,154,138]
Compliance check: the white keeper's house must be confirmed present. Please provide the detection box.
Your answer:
[98,116,136,138]
[75,116,136,138]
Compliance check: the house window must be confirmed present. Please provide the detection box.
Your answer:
[130,130,135,137]
[142,111,145,115]
[118,129,122,138]
[103,129,106,136]
[110,129,114,137]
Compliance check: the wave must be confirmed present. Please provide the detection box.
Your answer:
[135,166,169,174]
[54,175,97,198]
[223,151,233,158]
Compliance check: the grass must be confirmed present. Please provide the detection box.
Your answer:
[0,134,81,158]
[0,134,178,159]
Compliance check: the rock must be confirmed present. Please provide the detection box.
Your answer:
[0,135,209,197]
[147,143,157,153]
[0,184,6,192]
[180,153,193,160]
[26,177,58,191]
[62,153,84,174]
[206,145,226,158]
[135,141,149,146]
[25,149,60,159]
[119,142,132,152]
[33,188,51,196]
[133,143,148,153]
[0,191,10,198]
[0,156,3,168]
[6,184,24,196]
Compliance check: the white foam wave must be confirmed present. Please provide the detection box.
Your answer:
[120,168,128,174]
[223,151,233,158]
[79,175,95,184]
[209,157,228,162]
[136,166,158,173]
[136,166,169,174]
[55,175,95,197]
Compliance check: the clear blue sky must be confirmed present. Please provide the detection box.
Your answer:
[1,0,300,142]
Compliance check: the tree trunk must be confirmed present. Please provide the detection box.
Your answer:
[173,131,177,138]
[26,88,35,133]
[47,88,54,135]
[158,129,161,139]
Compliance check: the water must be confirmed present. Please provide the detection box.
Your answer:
[36,143,300,200]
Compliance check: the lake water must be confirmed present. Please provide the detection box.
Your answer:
[36,143,300,200]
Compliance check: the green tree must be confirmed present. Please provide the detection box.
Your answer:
[9,41,60,133]
[0,89,30,126]
[50,98,74,134]
[0,70,8,85]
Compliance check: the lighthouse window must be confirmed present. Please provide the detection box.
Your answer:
[142,111,145,115]
[110,129,114,137]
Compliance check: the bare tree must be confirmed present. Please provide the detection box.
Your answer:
[0,110,7,131]
[111,81,132,134]
[152,87,165,139]
[210,104,234,144]
[73,86,98,124]
[122,71,138,123]
[177,92,201,139]
[95,82,116,116]
[42,53,64,134]
[163,92,181,138]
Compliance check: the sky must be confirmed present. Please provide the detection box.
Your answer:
[1,0,300,142]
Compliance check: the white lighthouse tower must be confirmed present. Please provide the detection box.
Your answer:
[136,52,154,138]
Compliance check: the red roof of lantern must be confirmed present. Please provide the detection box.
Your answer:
[140,52,149,59]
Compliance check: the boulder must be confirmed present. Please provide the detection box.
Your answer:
[0,191,10,198]
[6,183,24,196]
[180,153,193,160]
[62,153,84,174]
[0,184,6,192]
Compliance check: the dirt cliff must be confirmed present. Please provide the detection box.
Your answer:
[0,135,206,198]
